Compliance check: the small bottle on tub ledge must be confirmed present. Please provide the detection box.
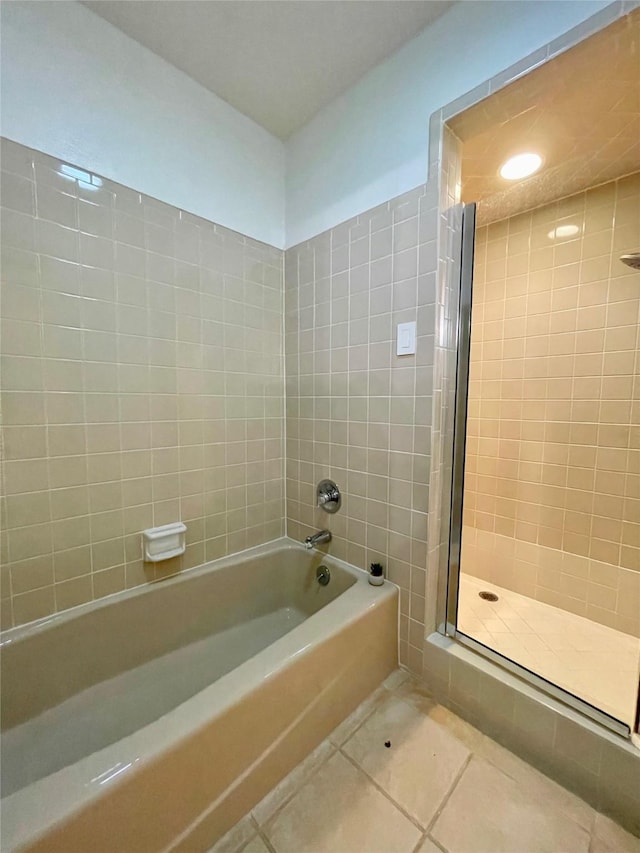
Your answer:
[368,562,385,586]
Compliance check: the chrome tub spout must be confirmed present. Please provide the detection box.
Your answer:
[304,529,332,549]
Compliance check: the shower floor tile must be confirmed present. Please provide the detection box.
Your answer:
[458,574,640,727]
[209,671,640,853]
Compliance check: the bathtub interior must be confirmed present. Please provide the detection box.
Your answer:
[0,542,358,796]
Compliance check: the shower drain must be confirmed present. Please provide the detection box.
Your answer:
[478,591,499,602]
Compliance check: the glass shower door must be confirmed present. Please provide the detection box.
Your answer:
[446,198,640,739]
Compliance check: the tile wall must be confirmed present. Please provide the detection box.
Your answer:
[462,527,640,638]
[461,173,640,635]
[0,138,285,629]
[284,185,440,670]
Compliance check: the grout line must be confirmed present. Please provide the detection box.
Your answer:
[251,741,337,831]
[410,830,449,853]
[215,674,393,846]
[422,752,473,839]
[338,747,425,833]
[409,831,430,853]
[248,816,278,853]
[586,812,597,853]
[426,834,449,853]
[255,827,277,853]
[328,684,393,747]
[226,819,259,853]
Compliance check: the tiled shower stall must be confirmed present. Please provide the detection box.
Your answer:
[463,172,640,637]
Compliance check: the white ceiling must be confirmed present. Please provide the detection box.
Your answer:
[81,0,454,139]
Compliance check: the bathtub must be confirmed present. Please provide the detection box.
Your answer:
[0,539,398,852]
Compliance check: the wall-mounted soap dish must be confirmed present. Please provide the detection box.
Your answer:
[142,522,187,562]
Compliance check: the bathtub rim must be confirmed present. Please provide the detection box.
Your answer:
[0,539,398,852]
[0,536,356,647]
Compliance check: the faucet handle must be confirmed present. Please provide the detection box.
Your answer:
[317,479,341,514]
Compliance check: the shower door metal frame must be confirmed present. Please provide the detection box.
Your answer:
[442,202,632,739]
[444,202,476,637]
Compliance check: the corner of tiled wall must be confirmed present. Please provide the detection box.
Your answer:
[284,182,440,672]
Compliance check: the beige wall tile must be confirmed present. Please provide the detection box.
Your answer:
[285,184,435,668]
[0,140,285,628]
[462,173,640,635]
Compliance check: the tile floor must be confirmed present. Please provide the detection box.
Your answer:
[209,670,640,853]
[458,574,640,727]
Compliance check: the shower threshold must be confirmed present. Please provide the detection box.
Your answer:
[457,574,640,728]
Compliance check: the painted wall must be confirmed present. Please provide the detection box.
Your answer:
[2,1,615,250]
[285,0,612,248]
[0,1,285,248]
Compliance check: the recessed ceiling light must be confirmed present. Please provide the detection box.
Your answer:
[548,224,581,241]
[499,152,543,181]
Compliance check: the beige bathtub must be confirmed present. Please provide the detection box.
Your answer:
[0,539,398,852]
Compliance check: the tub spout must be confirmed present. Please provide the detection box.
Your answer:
[304,529,332,549]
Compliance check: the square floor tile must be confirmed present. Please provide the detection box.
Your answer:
[342,695,470,827]
[263,751,421,853]
[432,756,591,853]
[471,732,594,830]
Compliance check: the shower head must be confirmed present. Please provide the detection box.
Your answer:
[620,252,640,270]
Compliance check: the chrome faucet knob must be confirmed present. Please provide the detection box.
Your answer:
[316,479,341,514]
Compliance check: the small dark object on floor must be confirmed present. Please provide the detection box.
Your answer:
[479,591,499,602]
[384,741,391,748]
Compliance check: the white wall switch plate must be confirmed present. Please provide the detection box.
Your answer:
[396,321,416,356]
